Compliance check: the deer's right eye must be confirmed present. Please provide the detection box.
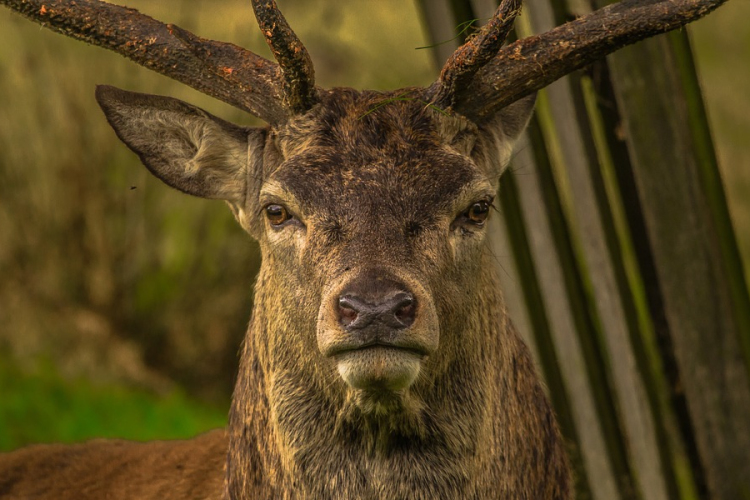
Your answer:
[265,204,292,226]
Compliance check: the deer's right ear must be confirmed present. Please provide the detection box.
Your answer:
[471,93,536,178]
[95,85,263,205]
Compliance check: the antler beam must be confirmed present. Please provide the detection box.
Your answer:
[0,0,290,124]
[450,0,728,122]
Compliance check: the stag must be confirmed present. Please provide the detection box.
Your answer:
[0,0,727,498]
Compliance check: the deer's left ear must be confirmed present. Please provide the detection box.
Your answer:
[472,92,536,178]
[96,85,262,205]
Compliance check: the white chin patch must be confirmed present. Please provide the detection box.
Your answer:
[336,346,421,392]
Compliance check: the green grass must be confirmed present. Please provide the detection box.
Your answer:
[0,360,227,452]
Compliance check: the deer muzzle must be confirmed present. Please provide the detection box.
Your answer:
[317,269,439,392]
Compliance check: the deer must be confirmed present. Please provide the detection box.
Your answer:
[0,0,728,498]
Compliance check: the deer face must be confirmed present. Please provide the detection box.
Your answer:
[96,85,534,413]
[259,89,498,398]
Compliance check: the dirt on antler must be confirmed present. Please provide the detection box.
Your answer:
[0,0,728,124]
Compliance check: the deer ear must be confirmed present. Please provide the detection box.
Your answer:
[95,85,255,203]
[493,93,536,144]
[473,92,536,177]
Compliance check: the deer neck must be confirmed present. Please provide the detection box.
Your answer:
[225,267,562,499]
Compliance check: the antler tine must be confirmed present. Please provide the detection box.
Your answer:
[0,0,288,124]
[428,0,522,110]
[453,0,728,123]
[251,0,317,115]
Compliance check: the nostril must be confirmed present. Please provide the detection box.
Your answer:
[338,297,359,327]
[393,294,416,327]
[336,289,416,331]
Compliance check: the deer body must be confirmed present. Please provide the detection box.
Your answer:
[0,429,226,499]
[0,0,728,498]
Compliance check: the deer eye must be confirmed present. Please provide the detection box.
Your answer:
[265,204,292,226]
[465,200,491,225]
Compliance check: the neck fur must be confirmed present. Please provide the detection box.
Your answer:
[225,269,570,500]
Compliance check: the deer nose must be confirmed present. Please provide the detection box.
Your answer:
[338,291,416,330]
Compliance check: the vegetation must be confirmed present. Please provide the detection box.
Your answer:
[0,0,746,451]
[0,0,434,449]
[0,358,226,451]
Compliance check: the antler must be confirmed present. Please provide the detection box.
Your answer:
[1,0,728,126]
[433,0,728,122]
[251,0,317,114]
[428,0,523,110]
[0,0,318,125]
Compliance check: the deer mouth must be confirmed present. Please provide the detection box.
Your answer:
[333,343,425,392]
[324,339,431,358]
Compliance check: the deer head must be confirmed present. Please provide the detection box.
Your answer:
[90,0,545,415]
[94,80,534,402]
[80,0,723,409]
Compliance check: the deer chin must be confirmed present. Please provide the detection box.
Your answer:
[335,345,423,392]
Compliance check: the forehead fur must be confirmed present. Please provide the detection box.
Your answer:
[266,88,489,219]
[276,88,477,158]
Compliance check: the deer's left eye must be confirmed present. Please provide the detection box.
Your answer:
[464,200,492,226]
[265,204,292,226]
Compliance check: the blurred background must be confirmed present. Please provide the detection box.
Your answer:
[0,0,747,451]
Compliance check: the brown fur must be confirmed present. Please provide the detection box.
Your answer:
[0,430,226,499]
[1,86,571,499]
[224,89,570,499]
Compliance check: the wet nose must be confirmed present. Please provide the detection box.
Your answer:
[338,291,416,330]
